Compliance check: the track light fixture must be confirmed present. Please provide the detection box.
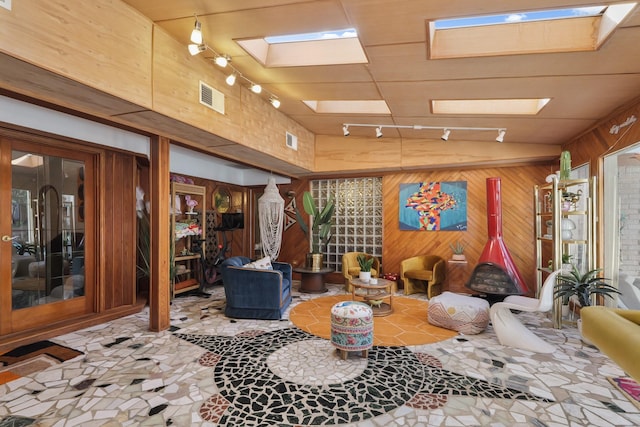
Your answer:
[186,14,280,109]
[342,123,507,142]
[190,17,203,44]
[188,43,206,56]
[214,54,230,68]
[251,83,262,94]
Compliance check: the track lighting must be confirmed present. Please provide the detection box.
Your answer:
[342,123,507,142]
[188,43,206,56]
[214,55,230,68]
[190,18,203,44]
[186,14,280,108]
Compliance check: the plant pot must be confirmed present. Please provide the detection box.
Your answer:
[452,254,466,262]
[359,271,371,283]
[306,253,324,271]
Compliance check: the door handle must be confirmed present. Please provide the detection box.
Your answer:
[2,235,18,242]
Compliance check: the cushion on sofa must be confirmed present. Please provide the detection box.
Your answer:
[243,255,273,270]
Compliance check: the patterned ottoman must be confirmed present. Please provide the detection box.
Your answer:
[427,291,490,334]
[331,301,374,359]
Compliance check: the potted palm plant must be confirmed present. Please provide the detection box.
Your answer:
[357,253,375,283]
[295,191,335,270]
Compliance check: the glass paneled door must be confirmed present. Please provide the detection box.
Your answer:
[1,138,93,335]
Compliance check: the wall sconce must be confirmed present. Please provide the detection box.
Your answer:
[375,127,383,138]
[441,129,451,141]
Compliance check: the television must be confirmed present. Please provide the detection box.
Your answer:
[220,212,244,230]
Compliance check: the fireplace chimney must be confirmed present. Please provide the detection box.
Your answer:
[466,177,529,296]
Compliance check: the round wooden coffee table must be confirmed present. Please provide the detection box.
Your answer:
[350,277,394,316]
[293,267,333,293]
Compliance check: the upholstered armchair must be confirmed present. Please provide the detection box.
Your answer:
[342,252,381,292]
[400,255,445,297]
[220,256,292,320]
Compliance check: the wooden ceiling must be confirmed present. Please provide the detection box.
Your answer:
[120,0,640,146]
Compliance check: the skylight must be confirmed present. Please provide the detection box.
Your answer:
[434,6,606,29]
[302,100,391,115]
[265,29,357,44]
[237,28,367,67]
[429,3,637,59]
[432,99,550,116]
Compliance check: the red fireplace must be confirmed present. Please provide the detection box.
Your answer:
[466,177,529,296]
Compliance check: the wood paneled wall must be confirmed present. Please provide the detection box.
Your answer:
[102,151,137,309]
[275,166,550,295]
[382,165,550,296]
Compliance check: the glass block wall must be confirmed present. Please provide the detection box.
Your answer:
[311,177,383,272]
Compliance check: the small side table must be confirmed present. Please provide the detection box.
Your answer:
[293,267,333,293]
[351,278,394,316]
[446,260,469,294]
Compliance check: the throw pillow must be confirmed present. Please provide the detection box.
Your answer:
[243,256,273,270]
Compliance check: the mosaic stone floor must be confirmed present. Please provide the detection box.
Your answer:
[1,282,639,427]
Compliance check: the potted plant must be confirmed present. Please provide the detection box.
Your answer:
[357,253,374,283]
[549,253,573,272]
[449,240,467,262]
[554,267,620,311]
[295,191,335,270]
[554,267,620,341]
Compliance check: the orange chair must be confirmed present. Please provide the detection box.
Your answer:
[342,252,381,292]
[401,255,445,298]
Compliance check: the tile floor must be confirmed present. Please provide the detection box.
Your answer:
[1,282,639,427]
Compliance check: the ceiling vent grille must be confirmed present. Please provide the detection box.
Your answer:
[286,132,298,150]
[199,81,225,114]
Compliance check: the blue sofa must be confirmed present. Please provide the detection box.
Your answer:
[220,256,292,320]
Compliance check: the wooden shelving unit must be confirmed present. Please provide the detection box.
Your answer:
[171,182,206,297]
[534,176,596,328]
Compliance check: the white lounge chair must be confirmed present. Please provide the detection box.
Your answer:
[489,270,561,353]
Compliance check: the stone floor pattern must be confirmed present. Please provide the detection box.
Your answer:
[1,282,639,427]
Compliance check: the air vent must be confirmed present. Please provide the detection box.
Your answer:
[286,132,298,150]
[199,81,225,114]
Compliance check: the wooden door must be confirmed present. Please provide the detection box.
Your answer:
[0,137,95,335]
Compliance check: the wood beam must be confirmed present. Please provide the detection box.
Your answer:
[149,136,170,331]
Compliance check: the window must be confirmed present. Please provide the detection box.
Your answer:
[311,177,383,271]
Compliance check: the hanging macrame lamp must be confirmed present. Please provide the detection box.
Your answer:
[258,177,285,260]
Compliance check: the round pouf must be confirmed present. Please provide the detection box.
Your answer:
[330,301,374,359]
[427,291,490,334]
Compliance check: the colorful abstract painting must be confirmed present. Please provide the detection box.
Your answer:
[399,181,467,231]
